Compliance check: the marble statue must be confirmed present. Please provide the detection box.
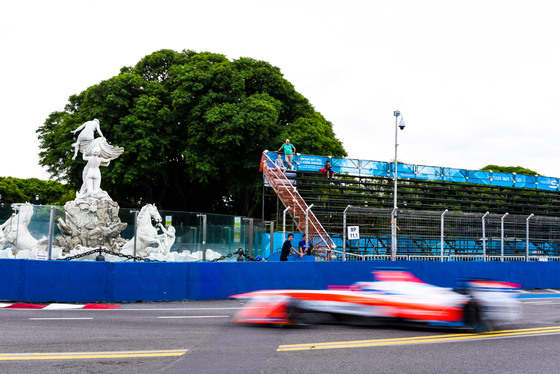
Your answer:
[0,203,46,252]
[71,118,103,160]
[56,199,127,254]
[157,223,176,256]
[78,149,113,199]
[121,204,176,257]
[55,119,128,254]
[70,118,124,201]
[2,119,182,261]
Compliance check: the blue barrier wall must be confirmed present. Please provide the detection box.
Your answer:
[1,259,560,302]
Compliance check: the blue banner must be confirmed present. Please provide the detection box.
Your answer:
[265,152,558,192]
[537,176,559,191]
[467,170,491,185]
[491,172,514,187]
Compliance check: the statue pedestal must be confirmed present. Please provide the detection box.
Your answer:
[57,199,127,254]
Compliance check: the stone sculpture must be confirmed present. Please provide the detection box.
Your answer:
[71,118,102,160]
[2,119,176,261]
[56,119,127,253]
[0,203,47,252]
[157,223,176,256]
[121,204,176,257]
[56,199,127,253]
[70,119,124,201]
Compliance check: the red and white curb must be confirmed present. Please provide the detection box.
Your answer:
[0,302,120,309]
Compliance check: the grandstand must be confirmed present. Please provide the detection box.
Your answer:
[262,152,560,260]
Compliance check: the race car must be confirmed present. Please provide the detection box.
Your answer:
[231,270,521,332]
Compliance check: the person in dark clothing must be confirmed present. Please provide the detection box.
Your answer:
[325,160,335,179]
[280,233,301,261]
[299,234,314,255]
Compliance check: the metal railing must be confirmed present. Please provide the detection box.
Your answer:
[261,152,335,255]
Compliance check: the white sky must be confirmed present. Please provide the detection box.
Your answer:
[1,0,559,180]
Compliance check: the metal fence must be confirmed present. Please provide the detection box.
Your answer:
[334,206,560,262]
[3,202,559,262]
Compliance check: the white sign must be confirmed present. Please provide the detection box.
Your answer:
[347,226,360,240]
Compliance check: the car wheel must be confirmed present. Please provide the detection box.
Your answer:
[286,300,319,326]
[463,300,492,333]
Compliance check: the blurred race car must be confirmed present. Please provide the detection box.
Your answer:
[231,270,521,332]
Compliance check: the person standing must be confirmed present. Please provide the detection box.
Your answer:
[277,139,296,170]
[280,233,302,261]
[299,234,314,255]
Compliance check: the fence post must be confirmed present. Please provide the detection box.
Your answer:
[283,206,290,243]
[500,212,509,262]
[440,209,448,261]
[391,208,397,261]
[269,221,274,255]
[197,214,207,261]
[14,204,21,253]
[132,210,139,261]
[482,212,489,261]
[343,205,351,262]
[47,206,55,260]
[526,213,534,261]
[243,218,254,258]
[305,204,314,257]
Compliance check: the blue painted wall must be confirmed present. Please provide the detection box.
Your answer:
[1,259,559,303]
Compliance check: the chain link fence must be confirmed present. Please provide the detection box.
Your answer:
[333,207,560,262]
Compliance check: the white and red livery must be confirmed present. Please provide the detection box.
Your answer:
[231,270,521,332]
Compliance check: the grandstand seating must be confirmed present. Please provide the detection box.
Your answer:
[265,152,560,258]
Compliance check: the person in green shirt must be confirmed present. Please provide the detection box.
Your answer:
[277,139,296,170]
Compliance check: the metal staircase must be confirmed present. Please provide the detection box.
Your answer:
[261,152,336,257]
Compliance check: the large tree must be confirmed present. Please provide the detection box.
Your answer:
[0,177,71,205]
[37,50,346,215]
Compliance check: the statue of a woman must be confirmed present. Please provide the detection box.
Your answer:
[70,119,124,200]
[71,119,103,160]
[78,149,112,198]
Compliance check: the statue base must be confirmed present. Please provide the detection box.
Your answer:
[57,199,127,254]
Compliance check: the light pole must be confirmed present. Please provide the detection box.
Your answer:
[391,110,405,260]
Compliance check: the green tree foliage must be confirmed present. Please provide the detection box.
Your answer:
[37,50,346,215]
[0,177,70,205]
[481,165,539,176]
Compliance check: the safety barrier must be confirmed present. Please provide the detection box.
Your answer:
[269,152,560,191]
[2,259,560,302]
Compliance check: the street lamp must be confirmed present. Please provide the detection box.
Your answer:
[391,110,405,260]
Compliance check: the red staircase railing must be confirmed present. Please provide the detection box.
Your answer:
[261,152,336,257]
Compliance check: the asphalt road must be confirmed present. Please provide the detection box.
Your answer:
[1,297,560,374]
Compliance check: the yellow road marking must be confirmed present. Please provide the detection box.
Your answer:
[0,349,188,361]
[278,326,560,351]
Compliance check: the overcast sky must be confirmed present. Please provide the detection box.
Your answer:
[1,0,559,181]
